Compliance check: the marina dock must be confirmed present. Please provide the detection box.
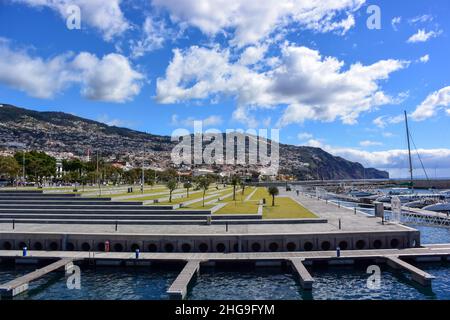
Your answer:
[385,256,435,286]
[0,258,75,297]
[167,260,202,300]
[289,258,314,290]
[1,244,449,298]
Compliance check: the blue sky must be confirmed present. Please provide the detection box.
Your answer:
[0,0,450,178]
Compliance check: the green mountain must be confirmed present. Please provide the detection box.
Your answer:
[0,103,388,179]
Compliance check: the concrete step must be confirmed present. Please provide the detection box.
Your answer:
[0,208,212,215]
[0,190,43,194]
[0,217,311,225]
[0,213,211,220]
[0,196,104,201]
[0,204,159,210]
[0,194,80,199]
[0,200,138,205]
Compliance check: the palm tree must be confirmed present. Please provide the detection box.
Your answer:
[197,177,210,207]
[241,180,246,196]
[166,179,177,203]
[231,175,240,201]
[183,181,192,198]
[268,186,279,207]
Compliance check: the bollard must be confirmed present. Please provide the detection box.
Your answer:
[12,219,15,230]
[22,246,27,257]
[115,221,118,231]
[354,207,357,215]
[135,249,140,259]
[339,219,341,230]
[226,222,229,232]
[336,246,341,258]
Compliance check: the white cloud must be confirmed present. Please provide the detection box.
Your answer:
[409,14,433,25]
[359,140,383,147]
[238,45,267,66]
[72,52,144,102]
[0,39,76,99]
[391,16,401,31]
[373,114,404,128]
[97,114,131,127]
[332,147,450,175]
[12,0,129,41]
[298,132,314,140]
[407,29,440,43]
[301,138,450,176]
[0,39,143,102]
[419,54,430,63]
[411,86,450,121]
[130,16,180,58]
[152,0,365,46]
[171,114,223,127]
[156,44,407,127]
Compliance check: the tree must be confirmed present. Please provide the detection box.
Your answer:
[197,176,210,207]
[14,151,56,182]
[183,181,192,198]
[0,156,20,179]
[230,175,240,201]
[144,169,156,187]
[241,180,246,196]
[166,179,177,203]
[268,186,279,207]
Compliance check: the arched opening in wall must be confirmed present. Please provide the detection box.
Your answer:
[131,244,140,252]
[338,241,348,250]
[164,243,174,253]
[390,239,399,249]
[49,242,58,251]
[181,243,192,253]
[33,242,43,250]
[3,242,12,250]
[97,243,105,252]
[148,244,158,252]
[114,243,124,252]
[233,243,239,252]
[286,242,297,252]
[66,243,75,251]
[81,242,91,251]
[356,240,366,250]
[303,242,313,251]
[373,240,383,249]
[269,242,279,252]
[216,243,226,253]
[251,243,261,252]
[321,241,331,251]
[199,243,209,253]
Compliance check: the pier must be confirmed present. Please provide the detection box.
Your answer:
[385,256,435,286]
[0,244,449,298]
[289,258,314,290]
[0,258,75,297]
[167,260,202,300]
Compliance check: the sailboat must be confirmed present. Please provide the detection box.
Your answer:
[402,111,450,212]
[375,112,447,210]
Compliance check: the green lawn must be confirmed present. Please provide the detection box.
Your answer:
[215,200,259,214]
[249,187,271,201]
[263,197,317,219]
[214,187,317,219]
[154,187,232,205]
